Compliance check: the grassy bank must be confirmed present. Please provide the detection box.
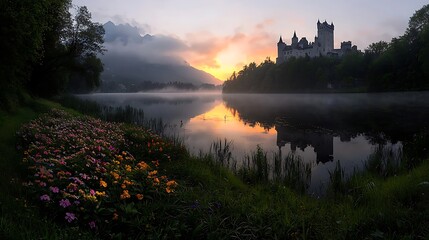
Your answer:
[1,97,428,239]
[0,99,94,239]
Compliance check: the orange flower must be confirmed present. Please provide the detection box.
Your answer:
[113,212,119,220]
[136,194,144,200]
[123,179,132,185]
[120,190,130,199]
[148,170,158,178]
[166,180,177,187]
[125,165,132,172]
[137,161,150,170]
[100,179,107,188]
[166,180,177,193]
[110,171,120,180]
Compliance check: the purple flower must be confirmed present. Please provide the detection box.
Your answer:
[59,199,71,208]
[49,186,59,193]
[90,189,95,196]
[40,194,50,202]
[65,212,77,223]
[74,200,80,206]
[89,221,96,229]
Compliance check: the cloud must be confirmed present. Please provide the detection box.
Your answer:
[102,20,277,80]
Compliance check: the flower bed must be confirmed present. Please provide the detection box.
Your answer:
[18,109,178,234]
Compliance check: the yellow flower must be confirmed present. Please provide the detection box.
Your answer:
[120,190,130,200]
[100,179,107,188]
[136,194,144,200]
[125,165,132,172]
[84,194,98,202]
[96,191,106,197]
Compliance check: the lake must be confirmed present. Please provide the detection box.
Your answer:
[77,92,429,195]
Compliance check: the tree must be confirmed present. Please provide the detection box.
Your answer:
[64,6,105,58]
[0,0,72,109]
[29,5,105,96]
[365,41,389,56]
[408,4,429,33]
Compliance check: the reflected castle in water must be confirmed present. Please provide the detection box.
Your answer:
[276,123,334,164]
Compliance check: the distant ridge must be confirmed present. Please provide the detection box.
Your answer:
[100,22,221,91]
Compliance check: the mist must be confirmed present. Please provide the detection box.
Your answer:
[100,22,221,92]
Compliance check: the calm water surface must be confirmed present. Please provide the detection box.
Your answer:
[78,92,429,195]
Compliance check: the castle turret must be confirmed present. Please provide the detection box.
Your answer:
[291,31,298,48]
[276,36,286,64]
[317,20,334,53]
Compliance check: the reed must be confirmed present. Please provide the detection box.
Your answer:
[56,95,167,135]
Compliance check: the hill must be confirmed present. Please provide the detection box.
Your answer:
[100,22,221,92]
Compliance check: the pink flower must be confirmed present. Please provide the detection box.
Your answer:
[40,194,50,202]
[65,212,76,223]
[59,199,71,208]
[49,186,59,193]
[89,221,96,229]
[90,189,95,196]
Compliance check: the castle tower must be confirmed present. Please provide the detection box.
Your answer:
[276,36,286,64]
[317,20,334,53]
[291,31,298,48]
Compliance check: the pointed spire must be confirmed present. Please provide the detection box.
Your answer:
[293,31,297,38]
[278,36,283,44]
[317,19,320,24]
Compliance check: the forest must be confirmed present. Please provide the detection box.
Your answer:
[223,4,429,93]
[0,0,104,110]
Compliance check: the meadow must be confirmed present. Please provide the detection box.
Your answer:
[0,97,428,239]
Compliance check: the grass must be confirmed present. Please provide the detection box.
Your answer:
[1,96,428,239]
[0,99,94,239]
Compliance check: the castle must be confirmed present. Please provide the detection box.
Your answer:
[276,20,357,64]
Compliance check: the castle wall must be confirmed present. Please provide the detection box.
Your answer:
[276,20,352,64]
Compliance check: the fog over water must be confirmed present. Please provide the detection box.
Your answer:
[78,92,429,195]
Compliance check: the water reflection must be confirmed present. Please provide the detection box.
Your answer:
[276,124,333,164]
[78,92,429,195]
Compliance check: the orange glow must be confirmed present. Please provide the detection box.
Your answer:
[193,49,275,81]
[184,25,276,81]
[189,103,277,136]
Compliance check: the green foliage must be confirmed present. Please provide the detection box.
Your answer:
[0,0,104,109]
[30,5,105,96]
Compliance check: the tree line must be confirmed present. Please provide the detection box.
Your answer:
[223,4,429,93]
[0,0,104,110]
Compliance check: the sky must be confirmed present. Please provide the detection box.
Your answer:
[72,0,428,80]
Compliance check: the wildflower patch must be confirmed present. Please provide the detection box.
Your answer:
[18,109,178,233]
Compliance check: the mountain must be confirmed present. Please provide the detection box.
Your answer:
[99,22,221,91]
